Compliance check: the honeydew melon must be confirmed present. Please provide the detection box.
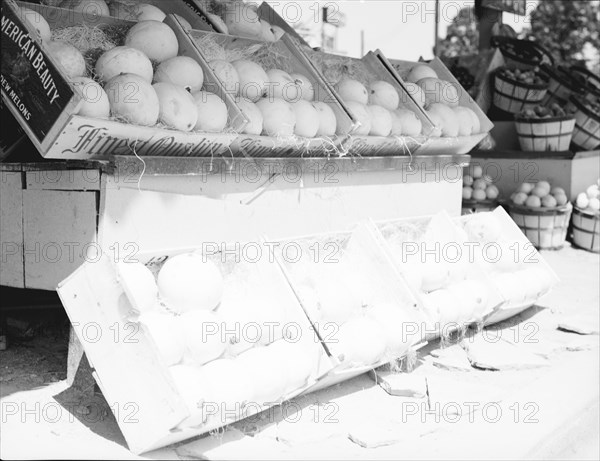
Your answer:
[266,69,300,102]
[292,100,320,138]
[417,78,459,107]
[153,56,204,92]
[71,77,110,119]
[237,346,287,404]
[406,64,438,83]
[140,311,185,366]
[312,101,337,137]
[105,73,159,126]
[255,97,296,137]
[291,73,315,101]
[403,82,426,108]
[391,108,422,136]
[231,60,268,102]
[209,60,240,95]
[336,78,369,105]
[427,103,459,137]
[124,20,178,63]
[368,81,399,111]
[153,82,198,132]
[192,91,228,132]
[94,46,154,83]
[366,105,392,137]
[19,7,51,42]
[46,40,86,79]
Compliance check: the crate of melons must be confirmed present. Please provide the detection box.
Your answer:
[271,223,426,392]
[371,211,504,340]
[57,244,333,454]
[454,206,560,325]
[3,1,247,159]
[384,56,494,155]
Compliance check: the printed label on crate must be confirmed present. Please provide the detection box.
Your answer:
[0,3,74,143]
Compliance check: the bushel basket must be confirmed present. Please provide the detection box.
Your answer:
[571,207,600,253]
[566,95,600,151]
[508,203,573,250]
[540,64,586,107]
[490,36,554,70]
[514,114,576,152]
[493,69,548,114]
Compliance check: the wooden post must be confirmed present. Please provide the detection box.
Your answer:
[478,6,502,52]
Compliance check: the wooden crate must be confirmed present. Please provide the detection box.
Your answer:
[57,244,333,454]
[1,1,243,159]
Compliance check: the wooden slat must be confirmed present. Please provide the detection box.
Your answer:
[25,169,101,191]
[0,170,24,287]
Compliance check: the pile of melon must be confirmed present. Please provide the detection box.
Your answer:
[402,63,482,138]
[116,252,319,428]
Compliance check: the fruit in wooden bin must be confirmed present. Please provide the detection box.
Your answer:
[472,189,487,201]
[292,100,319,138]
[453,106,474,136]
[256,97,296,137]
[46,41,86,78]
[153,82,198,131]
[345,101,371,135]
[332,316,387,366]
[366,105,392,136]
[223,3,262,39]
[208,60,239,95]
[207,13,228,34]
[368,303,414,356]
[420,260,451,292]
[555,194,568,206]
[587,184,600,199]
[417,78,459,106]
[517,182,534,194]
[95,46,153,83]
[231,60,268,102]
[157,253,224,313]
[368,81,399,111]
[576,192,590,209]
[336,78,369,105]
[403,82,427,108]
[235,97,263,135]
[259,19,276,42]
[589,198,600,212]
[512,191,528,205]
[153,56,204,92]
[472,178,486,190]
[201,358,253,417]
[71,77,110,118]
[60,0,110,16]
[124,20,178,63]
[139,311,185,366]
[169,364,210,428]
[551,186,566,196]
[463,187,473,200]
[427,103,459,137]
[312,101,337,137]
[105,73,159,126]
[390,108,422,136]
[268,340,315,392]
[266,69,300,102]
[518,103,566,119]
[237,346,287,404]
[290,73,314,101]
[463,175,474,187]
[471,165,483,179]
[109,1,166,21]
[181,310,226,365]
[541,195,557,208]
[525,195,541,207]
[531,185,548,198]
[406,64,438,83]
[499,67,545,86]
[192,91,228,132]
[19,7,51,42]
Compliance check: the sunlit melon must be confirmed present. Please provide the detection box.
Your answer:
[153,82,198,131]
[266,69,300,102]
[427,103,459,137]
[291,73,314,101]
[139,311,185,366]
[237,346,288,404]
[169,364,210,428]
[368,80,399,111]
[95,46,153,83]
[366,105,392,136]
[192,91,228,132]
[46,40,86,79]
[368,302,414,356]
[71,76,110,118]
[59,0,109,16]
[19,7,51,42]
[201,359,253,420]
[406,64,438,83]
[448,279,490,320]
[109,1,166,21]
[153,56,204,92]
[124,20,178,63]
[259,19,276,42]
[181,310,227,365]
[231,60,268,102]
[403,82,426,108]
[208,60,239,95]
[345,101,371,135]
[267,339,316,392]
[223,3,262,39]
[115,260,158,313]
[391,108,422,136]
[312,101,336,137]
[292,100,319,138]
[331,316,387,367]
[453,106,475,136]
[105,73,159,126]
[315,279,362,326]
[157,253,224,313]
[336,78,369,105]
[255,97,296,137]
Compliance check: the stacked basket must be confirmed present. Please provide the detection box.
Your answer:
[514,113,576,152]
[508,203,573,250]
[493,67,548,114]
[540,64,587,107]
[572,207,600,253]
[566,95,600,151]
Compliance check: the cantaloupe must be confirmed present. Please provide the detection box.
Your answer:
[266,69,300,102]
[366,105,392,137]
[157,253,224,313]
[181,310,226,365]
[223,3,262,39]
[235,97,263,135]
[153,82,198,132]
[292,100,319,138]
[46,41,86,79]
[268,339,315,392]
[406,64,438,83]
[312,101,336,137]
[94,46,154,83]
[368,81,399,111]
[60,0,109,16]
[345,101,371,135]
[391,108,422,136]
[231,60,268,102]
[153,56,204,92]
[192,91,228,132]
[105,73,159,126]
[291,73,314,101]
[255,97,296,137]
[209,60,239,95]
[201,359,252,418]
[124,20,178,63]
[336,78,368,105]
[19,7,51,42]
[427,103,459,137]
[71,76,110,119]
[417,78,459,106]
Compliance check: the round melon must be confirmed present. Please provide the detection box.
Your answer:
[19,7,51,42]
[140,312,185,366]
[366,105,392,136]
[403,82,426,108]
[60,0,109,16]
[391,108,422,136]
[181,310,227,365]
[266,69,299,102]
[169,364,210,427]
[345,101,371,135]
[268,340,315,393]
[368,81,399,111]
[255,97,296,137]
[406,64,438,83]
[71,76,110,118]
[331,316,387,366]
[157,253,224,313]
[153,82,198,131]
[115,261,158,313]
[453,106,474,136]
[153,56,204,92]
[94,46,153,83]
[223,3,262,39]
[449,279,490,320]
[368,303,414,356]
[292,100,319,138]
[315,279,362,326]
[420,260,451,292]
[201,359,252,419]
[291,73,314,101]
[207,13,228,34]
[312,101,336,137]
[464,107,481,134]
[209,60,239,95]
[46,40,86,79]
[109,1,166,21]
[192,91,228,132]
[132,3,166,21]
[231,60,268,102]
[236,97,263,135]
[124,20,178,63]
[105,73,159,126]
[417,78,459,107]
[427,103,459,137]
[336,78,368,105]
[237,347,287,405]
[259,19,276,42]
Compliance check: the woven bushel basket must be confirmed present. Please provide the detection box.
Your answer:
[508,202,573,250]
[514,115,576,152]
[493,69,548,114]
[566,95,600,151]
[571,206,600,253]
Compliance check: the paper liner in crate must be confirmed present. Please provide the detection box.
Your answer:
[57,245,332,454]
[454,206,560,325]
[372,211,504,340]
[270,224,427,392]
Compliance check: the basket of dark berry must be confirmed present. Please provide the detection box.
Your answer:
[540,64,587,106]
[566,95,600,151]
[493,67,548,114]
[514,104,576,152]
[490,36,554,70]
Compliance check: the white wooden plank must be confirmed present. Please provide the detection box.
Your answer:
[25,169,101,191]
[0,170,24,287]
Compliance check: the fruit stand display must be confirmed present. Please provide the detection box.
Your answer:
[461,164,500,214]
